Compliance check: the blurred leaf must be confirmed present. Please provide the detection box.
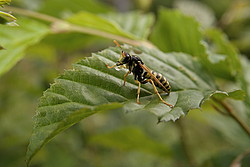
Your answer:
[204,28,242,80]
[174,0,215,27]
[202,0,233,18]
[26,103,122,166]
[235,31,250,55]
[228,90,246,100]
[67,11,137,39]
[202,107,250,149]
[240,57,250,111]
[103,11,155,39]
[211,90,246,100]
[0,0,11,6]
[26,44,245,165]
[184,107,250,167]
[230,149,250,167]
[0,1,15,25]
[63,11,154,47]
[39,0,113,18]
[217,0,250,57]
[0,11,16,25]
[150,8,205,56]
[0,18,49,77]
[42,32,98,52]
[220,0,250,25]
[150,8,242,80]
[89,126,170,156]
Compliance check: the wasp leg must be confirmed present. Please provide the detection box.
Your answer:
[135,80,141,104]
[158,91,170,95]
[123,71,130,86]
[148,79,173,108]
[106,64,116,69]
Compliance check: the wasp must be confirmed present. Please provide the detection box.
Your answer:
[106,40,173,108]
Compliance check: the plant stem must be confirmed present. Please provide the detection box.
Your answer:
[230,148,250,167]
[3,6,61,22]
[177,120,198,167]
[3,6,155,48]
[213,98,250,137]
[220,101,250,136]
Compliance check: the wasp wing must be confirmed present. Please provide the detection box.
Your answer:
[138,63,169,92]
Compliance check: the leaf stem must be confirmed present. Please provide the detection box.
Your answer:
[230,148,250,167]
[177,120,198,167]
[3,6,61,22]
[213,98,250,137]
[3,6,155,48]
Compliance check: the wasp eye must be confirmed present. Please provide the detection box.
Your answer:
[125,53,130,57]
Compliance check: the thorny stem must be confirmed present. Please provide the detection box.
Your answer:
[3,6,155,48]
[212,98,250,137]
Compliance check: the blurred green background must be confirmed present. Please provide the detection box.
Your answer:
[0,0,250,167]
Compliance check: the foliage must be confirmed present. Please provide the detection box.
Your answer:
[0,0,16,25]
[0,18,49,76]
[0,0,250,167]
[0,0,16,50]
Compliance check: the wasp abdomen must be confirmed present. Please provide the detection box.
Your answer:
[142,71,171,93]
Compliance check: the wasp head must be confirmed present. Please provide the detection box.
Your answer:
[116,51,130,65]
[113,40,131,65]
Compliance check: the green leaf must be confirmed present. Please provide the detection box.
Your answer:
[0,18,49,76]
[240,57,250,110]
[42,32,98,52]
[228,90,246,100]
[26,103,122,166]
[150,8,205,56]
[204,28,242,80]
[89,126,170,156]
[62,11,154,48]
[211,90,246,101]
[103,11,155,39]
[67,11,137,39]
[150,8,242,80]
[39,0,113,18]
[0,0,11,6]
[27,44,244,165]
[174,0,215,27]
[0,11,16,25]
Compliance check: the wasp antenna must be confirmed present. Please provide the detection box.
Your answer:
[113,40,122,49]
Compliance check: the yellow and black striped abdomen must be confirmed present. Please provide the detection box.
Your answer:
[142,71,171,93]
